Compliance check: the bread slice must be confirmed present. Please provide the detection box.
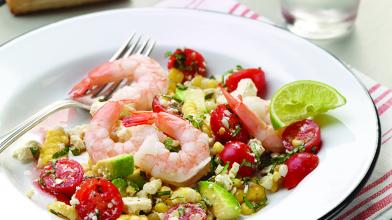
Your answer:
[6,0,114,15]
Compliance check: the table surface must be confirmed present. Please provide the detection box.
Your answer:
[0,0,391,87]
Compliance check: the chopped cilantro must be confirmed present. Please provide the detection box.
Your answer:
[164,137,180,152]
[231,125,241,137]
[70,146,83,156]
[243,196,255,209]
[156,191,171,196]
[204,92,214,100]
[240,159,254,169]
[164,50,172,58]
[176,84,188,90]
[52,146,69,159]
[185,115,205,129]
[29,145,40,159]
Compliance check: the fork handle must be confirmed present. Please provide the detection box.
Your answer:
[0,99,89,154]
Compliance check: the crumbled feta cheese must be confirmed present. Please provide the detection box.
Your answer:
[13,146,35,163]
[248,138,265,158]
[171,187,202,204]
[70,194,80,206]
[26,189,34,199]
[215,174,233,191]
[215,164,225,175]
[221,116,230,129]
[55,178,64,185]
[142,179,162,195]
[279,164,288,177]
[223,110,231,116]
[123,197,152,214]
[232,79,258,97]
[243,184,249,194]
[260,174,273,190]
[229,162,240,178]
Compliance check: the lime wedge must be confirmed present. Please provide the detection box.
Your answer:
[270,80,346,129]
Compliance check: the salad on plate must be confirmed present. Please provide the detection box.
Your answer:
[12,48,346,220]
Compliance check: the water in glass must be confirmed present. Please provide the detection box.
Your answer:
[281,0,360,39]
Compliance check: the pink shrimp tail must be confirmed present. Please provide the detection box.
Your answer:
[122,112,156,127]
[69,78,92,98]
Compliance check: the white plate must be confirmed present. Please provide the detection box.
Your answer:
[0,8,380,220]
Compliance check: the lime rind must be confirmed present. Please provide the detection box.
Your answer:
[270,80,346,129]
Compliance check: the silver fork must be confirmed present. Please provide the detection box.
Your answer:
[0,33,156,154]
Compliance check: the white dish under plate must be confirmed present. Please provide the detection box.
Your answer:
[0,8,380,220]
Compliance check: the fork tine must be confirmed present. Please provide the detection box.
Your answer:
[109,33,136,62]
[142,40,155,57]
[122,35,142,58]
[135,38,150,55]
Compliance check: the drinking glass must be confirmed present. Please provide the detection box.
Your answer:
[281,0,360,39]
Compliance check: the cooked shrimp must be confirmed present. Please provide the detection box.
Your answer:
[70,55,168,110]
[220,87,284,153]
[122,111,211,186]
[84,101,166,162]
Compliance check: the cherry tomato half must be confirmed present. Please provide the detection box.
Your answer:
[283,152,319,189]
[167,48,207,81]
[225,68,266,97]
[75,178,124,220]
[282,119,322,154]
[163,203,207,220]
[219,141,256,177]
[210,104,249,143]
[39,159,84,196]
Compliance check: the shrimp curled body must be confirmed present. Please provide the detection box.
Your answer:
[123,112,211,186]
[70,55,168,110]
[84,101,166,162]
[85,101,211,186]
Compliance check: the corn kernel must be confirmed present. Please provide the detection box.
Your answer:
[211,142,224,155]
[168,68,184,83]
[292,139,304,147]
[126,185,137,196]
[201,78,218,89]
[246,183,266,202]
[241,203,255,215]
[233,178,243,188]
[191,75,203,87]
[154,202,168,213]
[218,127,226,135]
[235,189,245,203]
[147,213,160,220]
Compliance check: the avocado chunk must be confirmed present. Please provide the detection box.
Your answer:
[112,178,127,196]
[93,154,134,180]
[199,181,241,219]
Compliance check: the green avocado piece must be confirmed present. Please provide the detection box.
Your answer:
[112,178,127,196]
[127,169,147,190]
[93,154,134,180]
[199,181,241,220]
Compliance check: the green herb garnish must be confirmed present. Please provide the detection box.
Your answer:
[156,191,171,196]
[52,146,69,159]
[165,50,172,58]
[164,137,180,152]
[231,125,241,137]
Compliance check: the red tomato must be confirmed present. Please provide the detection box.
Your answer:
[210,104,249,143]
[163,203,207,220]
[75,178,124,220]
[167,48,207,81]
[219,141,256,177]
[225,68,266,97]
[283,152,319,189]
[282,119,322,154]
[39,159,84,196]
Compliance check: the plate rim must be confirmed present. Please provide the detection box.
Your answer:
[0,8,382,220]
